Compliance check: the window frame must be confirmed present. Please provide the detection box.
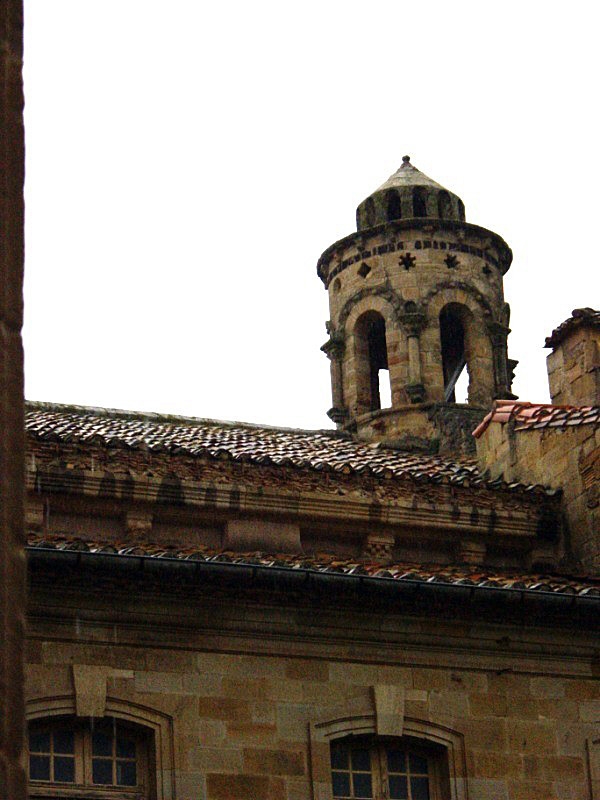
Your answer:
[26,696,175,800]
[309,690,467,800]
[330,735,447,800]
[28,716,150,800]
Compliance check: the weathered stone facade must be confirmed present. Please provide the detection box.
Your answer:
[21,159,600,800]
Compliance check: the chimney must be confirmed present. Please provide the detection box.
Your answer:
[545,308,600,407]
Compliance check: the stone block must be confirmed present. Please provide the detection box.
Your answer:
[507,720,557,754]
[285,659,329,682]
[243,747,306,776]
[206,774,285,800]
[224,519,300,552]
[198,697,251,722]
[134,671,184,694]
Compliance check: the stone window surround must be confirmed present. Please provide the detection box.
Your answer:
[26,695,175,800]
[309,686,467,800]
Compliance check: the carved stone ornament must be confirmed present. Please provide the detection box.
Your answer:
[321,333,345,360]
[406,382,426,404]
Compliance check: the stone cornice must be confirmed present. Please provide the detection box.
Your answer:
[317,219,513,285]
[27,465,549,541]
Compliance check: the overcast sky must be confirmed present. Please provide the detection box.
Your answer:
[23,1,599,429]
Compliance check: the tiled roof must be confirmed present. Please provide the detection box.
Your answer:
[26,533,600,598]
[545,307,600,348]
[473,400,600,438]
[26,401,537,492]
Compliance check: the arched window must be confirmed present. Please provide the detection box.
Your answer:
[412,187,427,218]
[386,190,402,221]
[330,736,448,799]
[354,311,390,412]
[437,191,452,220]
[457,199,465,221]
[28,716,153,798]
[439,304,469,403]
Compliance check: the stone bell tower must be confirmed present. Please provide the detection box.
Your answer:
[318,156,517,454]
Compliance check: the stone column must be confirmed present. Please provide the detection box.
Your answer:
[487,321,515,399]
[0,0,26,797]
[321,333,346,426]
[399,309,427,404]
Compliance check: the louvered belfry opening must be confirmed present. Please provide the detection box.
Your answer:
[355,311,389,412]
[440,304,468,403]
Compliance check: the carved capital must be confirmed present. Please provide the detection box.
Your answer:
[486,320,510,347]
[398,306,427,336]
[406,383,426,404]
[327,406,348,425]
[321,333,345,360]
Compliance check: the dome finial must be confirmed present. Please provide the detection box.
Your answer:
[402,155,411,164]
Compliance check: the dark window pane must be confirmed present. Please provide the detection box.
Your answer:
[29,731,50,753]
[117,760,137,786]
[53,730,75,754]
[92,730,113,757]
[389,774,408,799]
[30,755,50,781]
[332,771,351,797]
[54,756,75,783]
[331,745,349,770]
[116,735,136,759]
[410,776,430,800]
[408,753,428,775]
[353,772,372,798]
[93,758,114,784]
[387,748,407,773]
[351,748,371,771]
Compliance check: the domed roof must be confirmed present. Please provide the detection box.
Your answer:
[376,155,448,193]
[356,156,465,231]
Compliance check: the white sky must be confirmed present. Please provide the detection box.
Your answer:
[23,1,600,429]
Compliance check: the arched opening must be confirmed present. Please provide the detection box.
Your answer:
[354,311,390,412]
[457,198,466,221]
[439,304,469,403]
[412,187,427,217]
[437,190,452,219]
[385,190,402,221]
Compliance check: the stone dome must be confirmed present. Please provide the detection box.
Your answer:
[356,156,465,231]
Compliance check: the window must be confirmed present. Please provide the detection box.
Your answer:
[354,311,390,412]
[412,187,427,218]
[331,737,445,799]
[386,190,402,221]
[439,304,468,403]
[28,716,151,799]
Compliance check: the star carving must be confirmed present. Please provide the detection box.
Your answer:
[399,253,416,271]
[445,254,460,269]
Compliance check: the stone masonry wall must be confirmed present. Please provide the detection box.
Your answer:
[547,325,600,407]
[25,580,600,800]
[476,421,600,573]
[0,0,26,797]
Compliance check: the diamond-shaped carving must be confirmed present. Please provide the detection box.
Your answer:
[358,262,371,278]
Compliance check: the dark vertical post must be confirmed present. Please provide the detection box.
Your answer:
[0,0,26,797]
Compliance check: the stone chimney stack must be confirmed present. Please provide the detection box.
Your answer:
[545,308,600,407]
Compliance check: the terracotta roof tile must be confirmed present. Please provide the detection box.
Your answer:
[545,307,600,348]
[26,533,600,598]
[473,400,600,438]
[26,401,549,494]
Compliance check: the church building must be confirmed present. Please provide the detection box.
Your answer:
[24,158,600,800]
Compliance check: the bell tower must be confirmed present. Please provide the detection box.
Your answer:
[318,156,517,454]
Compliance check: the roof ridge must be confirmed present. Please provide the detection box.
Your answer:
[24,400,345,438]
